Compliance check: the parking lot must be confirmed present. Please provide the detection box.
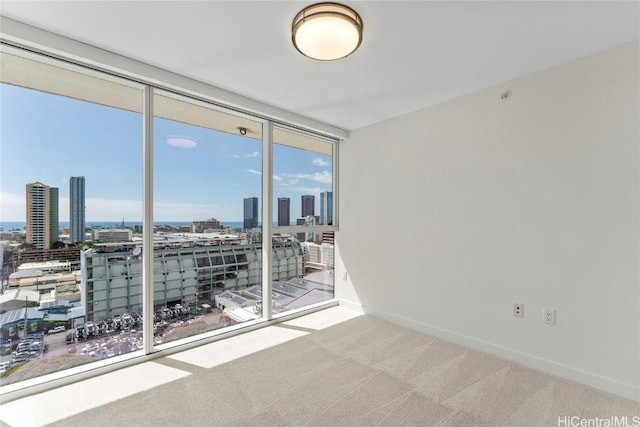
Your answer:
[0,305,228,385]
[7,334,45,365]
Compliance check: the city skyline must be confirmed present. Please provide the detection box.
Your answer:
[0,83,333,223]
[8,187,333,229]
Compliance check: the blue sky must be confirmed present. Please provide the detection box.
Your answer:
[0,83,332,223]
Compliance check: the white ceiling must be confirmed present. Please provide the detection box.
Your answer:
[1,1,638,131]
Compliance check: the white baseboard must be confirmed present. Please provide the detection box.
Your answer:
[336,298,365,314]
[339,299,639,402]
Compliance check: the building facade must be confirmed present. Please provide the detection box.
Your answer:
[243,197,259,229]
[26,182,58,249]
[320,191,333,225]
[82,241,304,321]
[301,194,315,217]
[295,216,318,242]
[49,187,59,245]
[277,197,290,226]
[14,247,82,269]
[91,229,133,243]
[191,217,221,233]
[70,176,86,243]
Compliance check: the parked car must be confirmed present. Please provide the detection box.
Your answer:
[75,324,86,341]
[113,315,123,329]
[85,321,96,337]
[48,325,66,334]
[96,320,107,334]
[121,313,133,327]
[130,312,142,325]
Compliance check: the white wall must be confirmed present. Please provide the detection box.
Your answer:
[336,40,639,401]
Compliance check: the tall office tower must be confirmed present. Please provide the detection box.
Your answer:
[301,194,315,218]
[70,176,86,243]
[49,187,59,244]
[26,182,59,249]
[277,197,290,226]
[243,197,259,229]
[319,191,333,225]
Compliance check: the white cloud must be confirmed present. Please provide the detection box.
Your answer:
[312,158,329,167]
[232,154,240,159]
[290,187,325,196]
[0,191,240,223]
[59,197,70,219]
[86,198,142,221]
[0,194,71,222]
[0,191,26,221]
[282,171,332,184]
[245,151,260,158]
[245,169,280,181]
[153,199,230,222]
[0,193,141,223]
[86,199,241,222]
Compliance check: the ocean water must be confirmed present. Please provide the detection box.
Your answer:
[0,221,246,231]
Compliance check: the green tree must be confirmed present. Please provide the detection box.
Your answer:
[51,241,66,249]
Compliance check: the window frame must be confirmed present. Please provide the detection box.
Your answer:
[270,124,339,234]
[0,39,340,400]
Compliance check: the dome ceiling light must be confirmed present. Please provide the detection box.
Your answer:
[292,2,363,61]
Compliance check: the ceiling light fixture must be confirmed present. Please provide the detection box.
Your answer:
[292,2,363,61]
[166,136,197,148]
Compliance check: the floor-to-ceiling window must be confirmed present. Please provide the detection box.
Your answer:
[0,47,144,384]
[271,127,336,314]
[0,45,338,390]
[151,90,267,343]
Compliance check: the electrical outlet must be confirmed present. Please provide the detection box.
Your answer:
[543,308,556,325]
[342,271,348,281]
[513,303,524,318]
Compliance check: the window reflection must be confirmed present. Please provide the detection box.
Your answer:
[271,128,335,313]
[0,51,337,390]
[151,90,264,343]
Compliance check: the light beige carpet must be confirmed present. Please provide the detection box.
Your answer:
[3,307,640,426]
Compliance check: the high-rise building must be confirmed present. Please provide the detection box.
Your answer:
[191,217,221,233]
[243,197,259,229]
[277,197,290,226]
[320,191,333,225]
[26,182,59,249]
[49,187,59,244]
[301,195,315,217]
[70,176,86,243]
